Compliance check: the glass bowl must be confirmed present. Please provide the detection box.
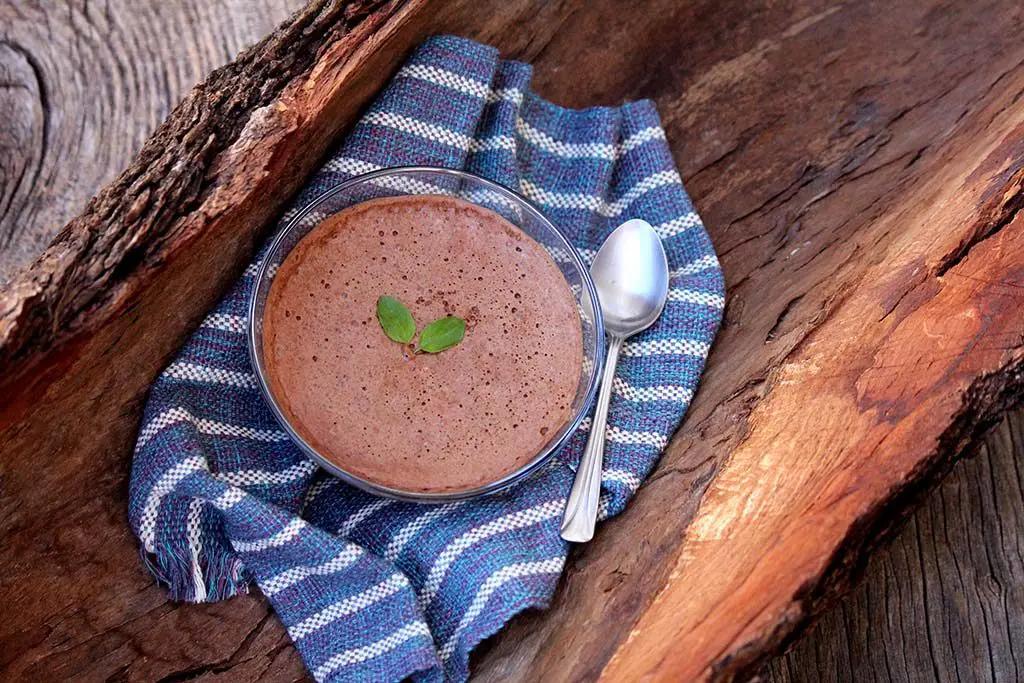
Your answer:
[248,167,604,502]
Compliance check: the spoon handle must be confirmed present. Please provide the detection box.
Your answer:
[560,335,623,542]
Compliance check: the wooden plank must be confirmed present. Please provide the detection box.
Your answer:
[766,410,1024,682]
[2,1,1024,682]
[0,0,302,284]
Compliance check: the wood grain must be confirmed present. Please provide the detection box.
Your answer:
[0,0,302,284]
[479,1,1024,679]
[2,0,1024,682]
[766,410,1024,683]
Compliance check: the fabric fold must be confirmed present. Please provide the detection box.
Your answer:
[129,34,724,682]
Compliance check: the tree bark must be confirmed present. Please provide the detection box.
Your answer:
[2,0,1024,681]
[765,410,1024,683]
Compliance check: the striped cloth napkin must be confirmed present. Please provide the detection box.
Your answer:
[129,35,724,682]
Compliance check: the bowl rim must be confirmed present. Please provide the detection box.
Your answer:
[247,165,605,502]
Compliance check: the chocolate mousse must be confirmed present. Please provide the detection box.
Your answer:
[262,195,583,493]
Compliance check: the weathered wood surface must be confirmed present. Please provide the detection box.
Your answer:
[2,0,1024,682]
[766,410,1024,683]
[479,1,1024,679]
[0,0,300,284]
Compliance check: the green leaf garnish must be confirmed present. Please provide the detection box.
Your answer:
[376,296,416,344]
[417,316,466,353]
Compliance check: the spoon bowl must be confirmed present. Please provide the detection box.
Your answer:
[590,219,670,336]
[560,218,670,542]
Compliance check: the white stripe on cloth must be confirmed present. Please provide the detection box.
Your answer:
[291,573,411,640]
[417,499,564,610]
[520,170,682,218]
[395,64,523,105]
[468,135,517,153]
[138,456,207,551]
[211,487,246,510]
[301,477,338,512]
[137,407,289,449]
[290,210,330,231]
[187,499,207,601]
[280,206,301,224]
[202,313,247,334]
[312,621,432,681]
[249,262,280,280]
[232,517,306,553]
[323,157,384,176]
[322,156,458,198]
[597,491,614,521]
[162,362,257,389]
[439,556,565,661]
[621,338,712,358]
[215,459,317,487]
[602,469,643,493]
[461,187,528,214]
[562,424,647,490]
[362,111,476,149]
[618,126,668,155]
[384,502,464,562]
[396,63,492,97]
[612,377,694,404]
[262,545,365,597]
[670,254,720,278]
[487,88,524,106]
[655,212,702,239]
[667,288,726,308]
[338,499,397,538]
[515,118,667,160]
[575,420,670,449]
[606,427,669,449]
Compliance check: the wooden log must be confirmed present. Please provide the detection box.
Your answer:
[0,0,301,283]
[765,411,1024,682]
[2,1,1024,682]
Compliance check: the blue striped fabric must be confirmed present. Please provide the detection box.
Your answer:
[129,35,724,682]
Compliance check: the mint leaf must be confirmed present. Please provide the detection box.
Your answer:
[417,316,466,353]
[376,296,416,344]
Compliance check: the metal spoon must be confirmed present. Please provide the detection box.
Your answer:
[560,219,669,543]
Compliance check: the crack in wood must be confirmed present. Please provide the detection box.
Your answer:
[937,171,1024,277]
[764,295,805,343]
[153,612,275,682]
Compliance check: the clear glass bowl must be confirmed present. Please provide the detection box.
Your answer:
[248,167,604,502]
